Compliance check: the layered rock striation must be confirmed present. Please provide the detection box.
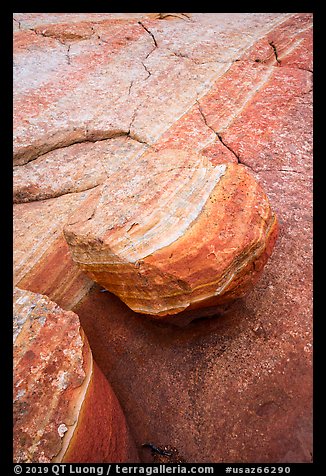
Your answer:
[13,287,139,463]
[64,149,278,317]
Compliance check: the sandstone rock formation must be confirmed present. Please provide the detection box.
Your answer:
[64,149,278,317]
[13,287,139,463]
[13,12,312,463]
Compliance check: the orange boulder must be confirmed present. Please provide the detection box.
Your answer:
[64,149,278,319]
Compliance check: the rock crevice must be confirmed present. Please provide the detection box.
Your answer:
[137,21,158,48]
[14,128,149,168]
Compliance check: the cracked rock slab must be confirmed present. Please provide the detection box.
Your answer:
[13,287,139,463]
[13,136,147,203]
[13,13,289,166]
[64,149,278,318]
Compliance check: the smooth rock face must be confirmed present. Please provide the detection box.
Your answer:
[13,287,139,463]
[64,149,278,317]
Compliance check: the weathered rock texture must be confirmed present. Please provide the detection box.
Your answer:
[64,150,278,317]
[13,287,139,463]
[13,136,146,203]
[13,13,312,463]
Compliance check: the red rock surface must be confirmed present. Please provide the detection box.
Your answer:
[13,13,312,462]
[13,287,139,463]
[64,151,278,317]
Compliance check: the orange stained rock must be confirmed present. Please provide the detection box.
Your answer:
[16,235,93,311]
[13,287,139,463]
[64,149,278,318]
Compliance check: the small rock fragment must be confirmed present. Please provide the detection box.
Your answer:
[142,443,187,463]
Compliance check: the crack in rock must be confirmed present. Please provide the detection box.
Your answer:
[297,66,313,74]
[215,132,241,162]
[14,129,149,167]
[13,17,21,29]
[17,183,102,204]
[196,100,215,134]
[195,100,267,174]
[29,28,72,65]
[141,61,151,79]
[269,41,282,65]
[196,100,241,163]
[138,21,158,48]
[128,80,134,95]
[129,21,159,84]
[128,105,144,139]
